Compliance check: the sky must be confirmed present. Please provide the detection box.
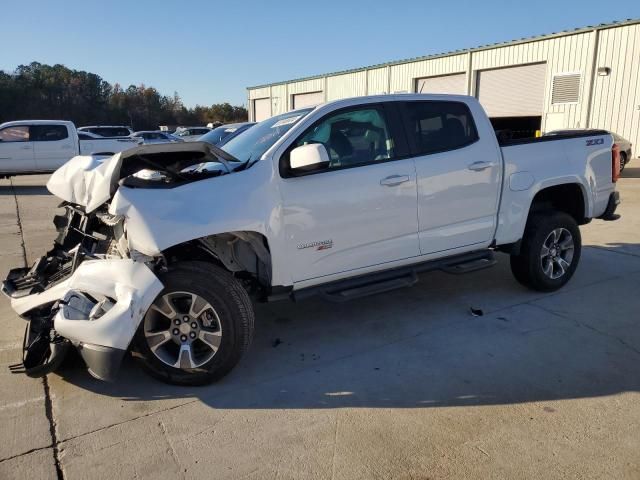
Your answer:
[1,0,639,108]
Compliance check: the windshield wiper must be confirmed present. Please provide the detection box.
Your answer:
[207,143,240,163]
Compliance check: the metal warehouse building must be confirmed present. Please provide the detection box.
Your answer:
[247,19,640,148]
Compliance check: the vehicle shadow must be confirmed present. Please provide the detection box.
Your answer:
[0,185,50,196]
[53,243,640,410]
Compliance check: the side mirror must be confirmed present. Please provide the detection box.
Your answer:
[290,143,330,172]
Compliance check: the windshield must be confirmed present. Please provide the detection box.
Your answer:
[221,109,313,163]
[200,125,235,145]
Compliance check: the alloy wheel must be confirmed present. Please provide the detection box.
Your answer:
[540,228,575,280]
[143,291,222,369]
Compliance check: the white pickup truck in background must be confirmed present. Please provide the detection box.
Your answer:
[3,94,622,385]
[0,120,141,177]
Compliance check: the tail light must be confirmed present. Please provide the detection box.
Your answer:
[612,143,620,182]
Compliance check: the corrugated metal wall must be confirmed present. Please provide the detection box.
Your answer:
[367,67,389,94]
[389,53,467,93]
[327,71,367,101]
[248,22,640,150]
[590,23,640,150]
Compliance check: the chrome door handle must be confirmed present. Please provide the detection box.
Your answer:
[21,145,32,150]
[467,161,494,171]
[380,175,410,186]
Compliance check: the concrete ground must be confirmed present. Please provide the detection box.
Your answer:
[1,166,639,480]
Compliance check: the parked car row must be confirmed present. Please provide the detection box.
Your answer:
[131,131,184,144]
[0,120,258,176]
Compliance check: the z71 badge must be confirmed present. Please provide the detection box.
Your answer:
[586,138,604,146]
[297,239,333,251]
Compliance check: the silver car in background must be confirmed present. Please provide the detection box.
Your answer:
[174,126,212,142]
[546,129,633,172]
[131,131,184,144]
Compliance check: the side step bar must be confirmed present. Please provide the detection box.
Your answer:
[293,250,496,303]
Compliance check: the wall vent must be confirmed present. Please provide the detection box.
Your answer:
[551,73,581,104]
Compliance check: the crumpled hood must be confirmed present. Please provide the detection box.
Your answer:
[46,142,238,212]
[47,153,124,212]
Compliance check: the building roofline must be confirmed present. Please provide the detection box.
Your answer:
[247,18,640,90]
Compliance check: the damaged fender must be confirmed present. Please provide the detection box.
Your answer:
[12,259,163,380]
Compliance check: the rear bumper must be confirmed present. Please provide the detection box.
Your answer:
[597,191,621,221]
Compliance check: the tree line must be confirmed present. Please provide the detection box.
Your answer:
[0,62,248,130]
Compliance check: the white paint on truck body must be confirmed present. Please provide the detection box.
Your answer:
[7,94,618,361]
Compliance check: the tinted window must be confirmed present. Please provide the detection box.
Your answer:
[93,127,130,137]
[141,132,162,140]
[403,101,478,155]
[200,126,232,145]
[292,107,394,169]
[0,126,30,142]
[31,125,69,142]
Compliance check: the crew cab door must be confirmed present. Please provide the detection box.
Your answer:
[0,125,35,173]
[278,103,420,283]
[399,100,501,255]
[32,124,75,170]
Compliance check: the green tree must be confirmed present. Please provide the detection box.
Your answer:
[0,62,248,130]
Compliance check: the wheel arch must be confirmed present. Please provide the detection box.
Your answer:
[497,181,589,255]
[528,182,588,225]
[162,230,273,287]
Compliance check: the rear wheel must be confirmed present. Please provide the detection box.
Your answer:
[510,211,581,292]
[134,261,254,385]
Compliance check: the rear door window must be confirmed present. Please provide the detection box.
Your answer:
[401,101,478,155]
[31,125,69,142]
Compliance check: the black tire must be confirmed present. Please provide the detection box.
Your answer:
[619,152,627,173]
[510,211,581,292]
[133,261,254,385]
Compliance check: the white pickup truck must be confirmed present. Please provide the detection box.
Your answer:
[2,94,621,385]
[0,120,141,177]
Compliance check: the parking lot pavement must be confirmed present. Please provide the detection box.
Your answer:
[1,169,639,479]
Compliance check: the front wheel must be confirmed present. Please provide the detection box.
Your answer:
[510,211,581,292]
[134,261,254,385]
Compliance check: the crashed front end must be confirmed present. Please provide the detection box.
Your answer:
[3,202,163,380]
[2,142,233,381]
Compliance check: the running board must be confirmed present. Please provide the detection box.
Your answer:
[440,253,496,274]
[293,250,495,303]
[322,272,418,302]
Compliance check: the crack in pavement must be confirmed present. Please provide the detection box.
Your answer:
[9,178,27,265]
[0,445,54,464]
[7,179,64,479]
[528,302,640,357]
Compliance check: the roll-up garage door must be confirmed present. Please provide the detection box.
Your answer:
[292,91,324,109]
[476,63,546,117]
[416,73,467,95]
[253,98,271,122]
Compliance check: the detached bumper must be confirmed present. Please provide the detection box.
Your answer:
[5,259,163,381]
[598,191,621,221]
